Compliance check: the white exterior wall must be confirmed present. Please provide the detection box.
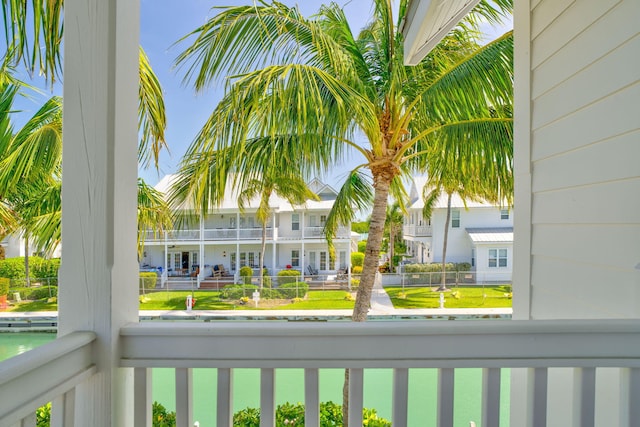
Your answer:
[1,234,24,258]
[514,0,640,321]
[511,0,640,424]
[430,207,513,263]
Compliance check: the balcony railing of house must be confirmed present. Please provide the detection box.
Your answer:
[3,320,640,426]
[403,225,433,237]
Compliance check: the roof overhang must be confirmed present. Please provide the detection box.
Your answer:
[466,227,514,244]
[402,0,481,65]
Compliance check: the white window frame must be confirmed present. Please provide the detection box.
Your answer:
[451,210,460,228]
[291,250,300,267]
[488,248,508,268]
[292,213,300,231]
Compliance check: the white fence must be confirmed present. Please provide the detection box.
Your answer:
[2,321,640,426]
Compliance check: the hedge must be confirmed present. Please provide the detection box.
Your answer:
[277,269,300,285]
[239,266,253,284]
[351,252,365,267]
[277,282,309,299]
[139,272,158,290]
[0,278,9,296]
[220,284,258,299]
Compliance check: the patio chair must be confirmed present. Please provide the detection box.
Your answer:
[307,265,318,276]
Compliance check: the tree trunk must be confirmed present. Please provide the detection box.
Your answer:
[259,221,267,289]
[438,193,452,291]
[352,178,391,322]
[389,227,395,273]
[24,231,30,288]
[342,173,392,425]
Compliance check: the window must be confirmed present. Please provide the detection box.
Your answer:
[291,250,300,267]
[320,215,327,226]
[488,249,508,268]
[230,217,236,228]
[451,210,460,228]
[339,251,347,269]
[501,209,509,220]
[471,249,475,267]
[230,253,236,271]
[292,214,300,231]
[320,251,327,270]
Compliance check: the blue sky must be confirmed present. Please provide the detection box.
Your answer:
[11,1,511,191]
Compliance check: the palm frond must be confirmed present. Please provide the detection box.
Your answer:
[0,95,62,192]
[138,47,168,169]
[137,178,173,259]
[0,0,64,83]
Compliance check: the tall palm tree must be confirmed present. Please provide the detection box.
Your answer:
[238,165,318,289]
[0,1,168,169]
[0,75,62,284]
[384,201,404,273]
[174,0,513,328]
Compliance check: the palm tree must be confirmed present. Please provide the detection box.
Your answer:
[0,1,168,169]
[174,0,513,327]
[137,178,173,260]
[237,165,318,289]
[384,202,404,272]
[0,75,62,284]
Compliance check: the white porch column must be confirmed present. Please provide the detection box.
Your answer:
[59,0,140,425]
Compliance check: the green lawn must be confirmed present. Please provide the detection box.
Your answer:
[272,290,354,310]
[6,287,511,312]
[385,285,512,309]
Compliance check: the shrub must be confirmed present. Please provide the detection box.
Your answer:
[220,284,258,299]
[277,269,301,285]
[352,265,363,274]
[357,240,367,253]
[28,286,57,300]
[0,278,9,297]
[276,402,305,426]
[36,403,51,427]
[351,252,365,267]
[239,266,253,284]
[277,282,308,299]
[455,262,472,271]
[262,268,272,288]
[152,401,176,427]
[233,407,260,427]
[139,272,158,290]
[0,245,4,260]
[231,402,390,427]
[31,258,61,280]
[0,257,27,279]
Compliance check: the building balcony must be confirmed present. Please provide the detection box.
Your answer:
[403,225,433,237]
[141,226,352,243]
[3,320,639,426]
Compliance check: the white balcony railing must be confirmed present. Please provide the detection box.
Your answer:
[3,320,640,426]
[0,331,96,426]
[403,225,433,237]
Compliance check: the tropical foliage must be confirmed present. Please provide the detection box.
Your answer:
[173,0,513,330]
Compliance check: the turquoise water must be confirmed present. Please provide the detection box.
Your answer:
[1,333,510,426]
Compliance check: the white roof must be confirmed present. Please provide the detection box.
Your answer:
[466,227,513,243]
[154,174,335,212]
[402,0,481,65]
[407,177,502,210]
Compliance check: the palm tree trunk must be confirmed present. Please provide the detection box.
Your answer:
[352,178,390,321]
[24,231,30,287]
[343,174,392,426]
[389,227,395,273]
[438,193,452,291]
[259,221,267,289]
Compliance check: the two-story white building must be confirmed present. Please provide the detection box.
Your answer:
[403,177,513,281]
[142,175,355,283]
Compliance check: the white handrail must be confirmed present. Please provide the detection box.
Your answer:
[120,320,640,368]
[0,331,96,426]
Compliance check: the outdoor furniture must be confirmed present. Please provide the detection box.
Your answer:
[307,265,318,276]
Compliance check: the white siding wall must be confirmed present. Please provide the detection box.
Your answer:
[515,0,640,320]
[430,207,513,263]
[512,1,639,424]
